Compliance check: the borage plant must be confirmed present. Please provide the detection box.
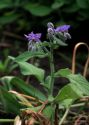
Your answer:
[0,23,89,125]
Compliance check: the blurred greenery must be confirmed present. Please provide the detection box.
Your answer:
[0,0,89,33]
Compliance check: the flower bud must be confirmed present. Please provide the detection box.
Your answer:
[47,28,54,35]
[47,22,54,29]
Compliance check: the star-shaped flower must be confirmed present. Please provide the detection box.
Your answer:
[25,32,41,42]
[55,25,70,32]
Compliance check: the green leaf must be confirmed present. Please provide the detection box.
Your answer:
[54,83,82,103]
[53,36,67,46]
[59,99,73,108]
[40,41,50,47]
[62,3,79,13]
[18,61,45,83]
[76,0,89,9]
[54,74,89,107]
[44,76,51,89]
[24,3,52,16]
[0,1,13,9]
[15,51,48,62]
[52,2,64,9]
[48,95,54,102]
[63,0,73,5]
[0,12,20,25]
[43,105,54,119]
[67,74,89,96]
[0,76,46,101]
[0,86,22,114]
[0,61,4,72]
[54,68,71,77]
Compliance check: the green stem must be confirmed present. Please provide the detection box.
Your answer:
[59,108,69,125]
[0,119,14,122]
[59,102,86,110]
[49,43,55,96]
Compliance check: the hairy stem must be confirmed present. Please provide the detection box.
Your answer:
[49,43,55,96]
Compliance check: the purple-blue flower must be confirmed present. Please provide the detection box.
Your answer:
[25,32,41,42]
[47,22,71,41]
[55,25,70,32]
[24,32,42,51]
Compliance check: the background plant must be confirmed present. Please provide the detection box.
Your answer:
[0,0,89,39]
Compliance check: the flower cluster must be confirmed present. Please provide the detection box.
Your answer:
[47,22,71,40]
[25,22,71,51]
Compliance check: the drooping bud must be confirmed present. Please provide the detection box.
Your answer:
[47,22,54,29]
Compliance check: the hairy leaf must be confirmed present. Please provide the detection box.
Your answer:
[54,68,71,77]
[0,76,46,101]
[67,74,89,96]
[18,61,45,83]
[0,87,22,114]
[15,51,48,62]
[54,83,82,103]
[43,105,54,119]
[53,36,67,46]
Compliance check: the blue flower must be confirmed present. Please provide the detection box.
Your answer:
[47,23,55,40]
[55,25,71,40]
[25,32,41,42]
[25,32,42,51]
[55,25,70,32]
[47,22,71,42]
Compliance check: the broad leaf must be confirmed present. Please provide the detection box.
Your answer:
[24,3,52,16]
[54,74,89,107]
[44,76,51,89]
[0,12,20,25]
[54,68,71,77]
[62,3,79,13]
[52,2,64,9]
[0,86,22,114]
[18,61,45,83]
[76,0,89,9]
[0,76,46,101]
[54,83,83,103]
[59,99,73,108]
[0,1,13,9]
[67,74,89,96]
[15,51,48,62]
[43,105,54,119]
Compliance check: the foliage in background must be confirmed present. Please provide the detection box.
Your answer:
[0,0,89,33]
